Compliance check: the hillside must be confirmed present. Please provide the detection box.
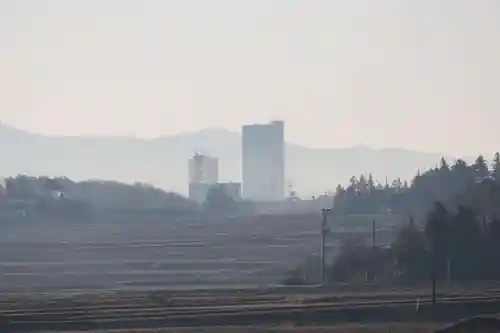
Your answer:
[0,124,461,196]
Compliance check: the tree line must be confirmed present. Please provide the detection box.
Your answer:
[0,175,198,222]
[323,199,500,283]
[333,153,500,220]
[286,153,500,284]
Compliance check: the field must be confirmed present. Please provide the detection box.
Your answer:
[42,324,443,332]
[2,213,493,332]
[0,213,399,292]
[2,285,500,332]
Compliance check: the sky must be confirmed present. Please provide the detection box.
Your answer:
[0,0,499,156]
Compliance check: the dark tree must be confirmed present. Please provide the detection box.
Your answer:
[492,152,500,181]
[474,154,489,180]
[204,186,237,214]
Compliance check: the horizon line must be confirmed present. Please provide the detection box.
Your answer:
[0,122,472,157]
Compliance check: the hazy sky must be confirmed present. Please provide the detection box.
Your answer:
[0,0,499,155]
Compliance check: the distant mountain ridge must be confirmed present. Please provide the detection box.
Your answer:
[0,124,465,197]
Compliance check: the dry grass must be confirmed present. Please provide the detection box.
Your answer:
[12,287,500,333]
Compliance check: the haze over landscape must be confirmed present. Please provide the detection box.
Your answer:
[2,1,500,331]
[0,123,462,196]
[1,0,499,165]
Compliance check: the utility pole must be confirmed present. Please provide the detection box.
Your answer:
[369,219,376,282]
[431,233,437,306]
[320,208,331,285]
[372,219,376,249]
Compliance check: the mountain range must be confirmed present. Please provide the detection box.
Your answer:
[0,124,465,197]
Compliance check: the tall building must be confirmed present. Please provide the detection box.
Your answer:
[242,120,285,201]
[188,153,218,185]
[188,153,218,203]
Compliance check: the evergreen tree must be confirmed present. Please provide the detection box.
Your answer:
[440,157,449,171]
[474,154,489,180]
[358,175,368,193]
[367,173,375,191]
[492,152,500,181]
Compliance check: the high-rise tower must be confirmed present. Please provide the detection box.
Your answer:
[242,121,285,201]
[188,153,218,203]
